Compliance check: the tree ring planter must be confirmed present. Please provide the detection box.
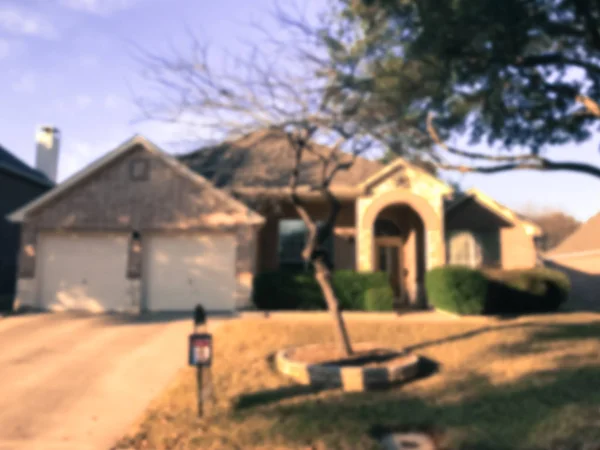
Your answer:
[275,342,420,392]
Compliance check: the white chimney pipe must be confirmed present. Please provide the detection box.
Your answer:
[35,126,60,182]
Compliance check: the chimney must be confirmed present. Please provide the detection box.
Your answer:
[35,126,60,182]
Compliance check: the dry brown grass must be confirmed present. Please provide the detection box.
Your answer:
[115,313,600,450]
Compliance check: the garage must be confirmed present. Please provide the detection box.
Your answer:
[144,233,237,311]
[8,136,264,313]
[37,233,131,312]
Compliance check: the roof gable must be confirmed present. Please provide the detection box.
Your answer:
[8,135,263,226]
[547,212,600,256]
[446,188,543,237]
[358,157,453,196]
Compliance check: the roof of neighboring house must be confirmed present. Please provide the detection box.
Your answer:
[8,135,264,226]
[0,144,53,187]
[546,211,600,257]
[179,129,384,192]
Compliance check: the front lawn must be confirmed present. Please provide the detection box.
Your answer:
[116,313,600,450]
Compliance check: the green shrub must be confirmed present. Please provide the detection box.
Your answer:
[425,266,489,315]
[425,266,570,316]
[252,270,324,310]
[332,270,390,310]
[252,269,392,311]
[485,267,570,314]
[364,286,395,311]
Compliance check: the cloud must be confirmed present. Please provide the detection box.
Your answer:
[75,95,93,109]
[13,73,36,94]
[0,7,57,39]
[59,0,140,15]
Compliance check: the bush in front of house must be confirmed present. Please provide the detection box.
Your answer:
[252,270,325,311]
[425,265,570,316]
[332,270,391,310]
[364,286,395,311]
[252,269,392,311]
[425,266,489,315]
[485,267,570,314]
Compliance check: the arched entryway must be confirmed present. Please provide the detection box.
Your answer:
[374,206,426,308]
[357,189,444,309]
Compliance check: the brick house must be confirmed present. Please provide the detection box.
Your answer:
[8,130,542,313]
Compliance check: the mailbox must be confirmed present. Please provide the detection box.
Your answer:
[189,333,212,367]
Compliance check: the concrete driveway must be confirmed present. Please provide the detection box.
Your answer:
[0,312,216,450]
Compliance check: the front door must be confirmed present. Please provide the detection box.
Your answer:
[375,237,406,308]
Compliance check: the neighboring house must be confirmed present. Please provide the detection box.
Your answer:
[0,128,57,310]
[8,130,542,313]
[544,212,600,311]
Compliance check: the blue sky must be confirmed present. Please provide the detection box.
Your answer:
[1,0,599,222]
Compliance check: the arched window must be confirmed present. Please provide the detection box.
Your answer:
[448,231,482,268]
[374,218,401,237]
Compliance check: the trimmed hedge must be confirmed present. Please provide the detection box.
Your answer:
[426,265,570,315]
[252,270,391,311]
[364,286,395,311]
[425,266,489,315]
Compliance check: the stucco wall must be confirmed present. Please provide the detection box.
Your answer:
[356,163,449,274]
[501,226,538,269]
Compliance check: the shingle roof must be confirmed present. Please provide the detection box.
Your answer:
[0,144,53,186]
[547,211,600,256]
[178,129,384,191]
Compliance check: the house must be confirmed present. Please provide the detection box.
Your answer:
[544,212,600,310]
[0,127,57,310]
[8,129,542,313]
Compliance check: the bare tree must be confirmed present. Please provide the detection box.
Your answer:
[132,3,387,356]
[519,207,581,251]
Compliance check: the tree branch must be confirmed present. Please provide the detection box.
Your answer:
[427,111,600,179]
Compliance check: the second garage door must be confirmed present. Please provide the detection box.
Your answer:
[144,233,237,311]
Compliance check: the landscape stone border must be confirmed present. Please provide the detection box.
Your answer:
[275,342,421,392]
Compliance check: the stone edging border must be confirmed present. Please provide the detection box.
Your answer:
[275,342,421,392]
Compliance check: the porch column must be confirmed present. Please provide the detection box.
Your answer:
[426,228,446,270]
[356,197,374,272]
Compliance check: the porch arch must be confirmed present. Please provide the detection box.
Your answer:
[357,189,445,273]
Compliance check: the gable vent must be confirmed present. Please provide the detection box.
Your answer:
[129,159,150,181]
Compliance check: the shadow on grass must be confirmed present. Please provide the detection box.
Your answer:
[250,365,600,449]
[493,320,600,356]
[234,355,440,411]
[404,322,536,352]
[234,384,330,411]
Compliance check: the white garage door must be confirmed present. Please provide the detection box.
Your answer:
[144,233,237,311]
[37,233,130,312]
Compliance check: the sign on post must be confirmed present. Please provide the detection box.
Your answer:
[189,333,212,367]
[189,304,214,417]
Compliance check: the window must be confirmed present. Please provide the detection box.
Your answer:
[447,230,501,268]
[278,219,334,269]
[448,231,482,268]
[374,218,401,237]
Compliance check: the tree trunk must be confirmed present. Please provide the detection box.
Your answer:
[313,259,353,356]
